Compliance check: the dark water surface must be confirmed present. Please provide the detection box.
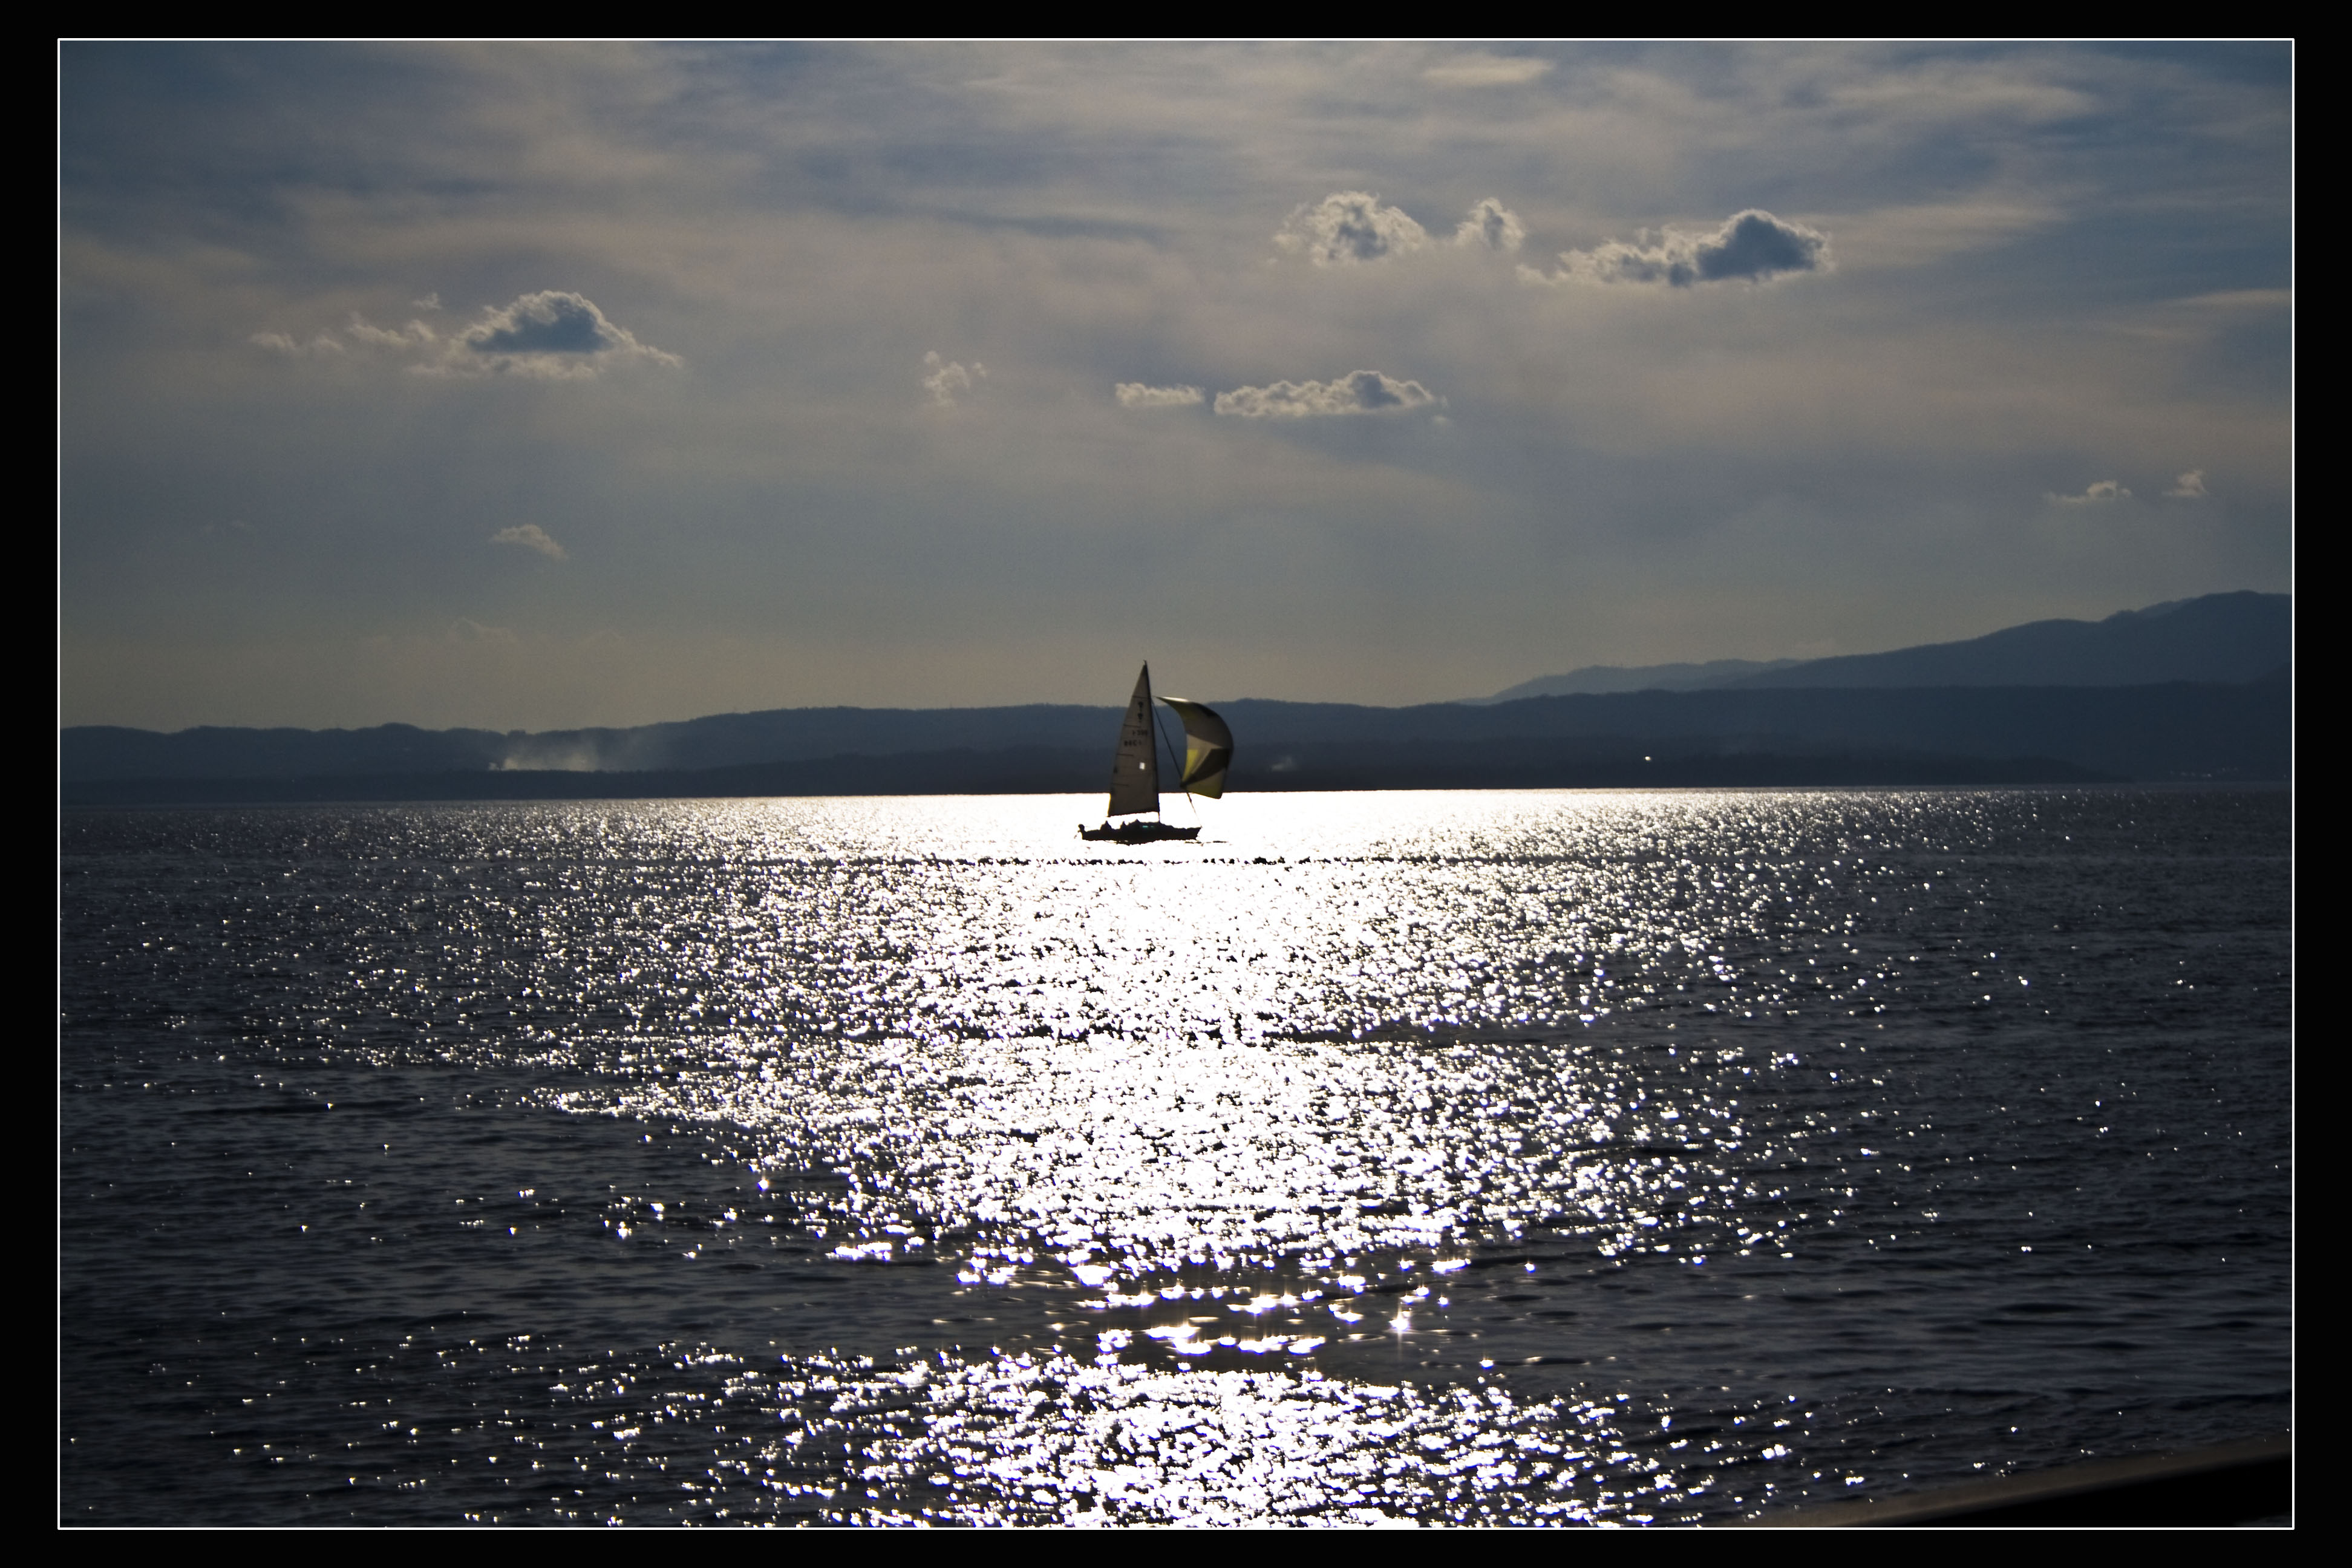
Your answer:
[60,788,2291,1524]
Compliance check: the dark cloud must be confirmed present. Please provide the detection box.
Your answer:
[1698,210,1829,282]
[1530,209,1830,287]
[454,292,679,375]
[463,292,620,356]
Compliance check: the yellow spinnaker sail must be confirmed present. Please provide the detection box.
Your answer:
[1157,696,1233,799]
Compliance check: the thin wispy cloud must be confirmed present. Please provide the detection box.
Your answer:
[1524,209,1831,287]
[447,616,520,644]
[1276,192,1428,266]
[1214,371,1438,419]
[489,524,567,559]
[1114,383,1204,409]
[2048,480,2131,506]
[923,351,985,405]
[344,316,437,350]
[250,330,344,357]
[1818,198,2059,270]
[1815,59,2099,128]
[2165,470,2209,499]
[1422,53,1554,88]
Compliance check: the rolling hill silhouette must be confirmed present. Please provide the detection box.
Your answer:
[63,593,2289,802]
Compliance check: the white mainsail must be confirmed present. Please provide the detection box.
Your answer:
[1106,664,1161,817]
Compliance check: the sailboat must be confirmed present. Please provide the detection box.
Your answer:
[1079,664,1233,843]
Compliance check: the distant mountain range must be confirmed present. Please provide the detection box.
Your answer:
[1480,590,2287,700]
[60,591,2290,802]
[1480,658,1803,700]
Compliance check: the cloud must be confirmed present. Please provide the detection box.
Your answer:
[2164,469,2209,499]
[1114,382,1204,409]
[65,45,2292,731]
[923,351,986,405]
[344,316,437,350]
[446,616,520,644]
[249,330,343,357]
[454,291,679,375]
[1422,53,1553,88]
[2047,480,2131,506]
[1212,371,1439,420]
[1452,198,1525,253]
[258,291,678,379]
[1526,209,1831,287]
[1816,60,2099,128]
[489,523,567,558]
[1275,192,1428,266]
[1819,198,2059,270]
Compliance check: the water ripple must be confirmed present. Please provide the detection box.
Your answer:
[61,788,2292,1524]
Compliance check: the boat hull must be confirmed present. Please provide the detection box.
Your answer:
[1079,821,1201,843]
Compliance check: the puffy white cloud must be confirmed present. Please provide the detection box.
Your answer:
[2047,480,2131,506]
[1526,209,1831,287]
[923,350,985,405]
[1453,198,1525,253]
[1213,371,1439,419]
[2164,469,2209,499]
[489,523,567,558]
[1275,192,1428,266]
[1114,382,1204,408]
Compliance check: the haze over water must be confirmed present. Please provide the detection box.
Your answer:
[60,787,2288,1524]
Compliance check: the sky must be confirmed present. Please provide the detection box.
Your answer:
[59,42,2292,731]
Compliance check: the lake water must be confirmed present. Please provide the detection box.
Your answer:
[59,787,2291,1524]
